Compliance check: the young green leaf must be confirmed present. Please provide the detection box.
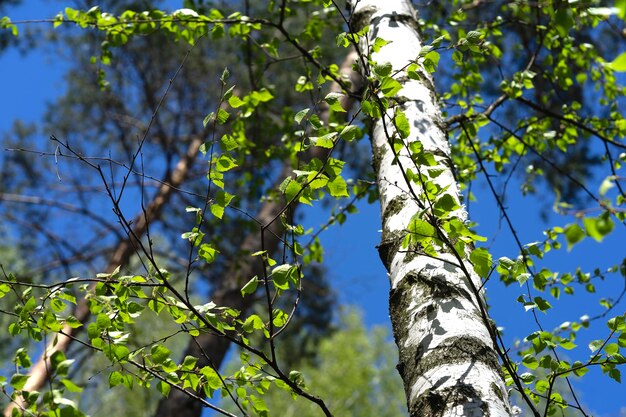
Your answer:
[608,52,626,72]
[470,247,492,278]
[564,223,585,250]
[241,276,258,296]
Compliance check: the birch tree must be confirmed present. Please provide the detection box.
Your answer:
[349,1,513,416]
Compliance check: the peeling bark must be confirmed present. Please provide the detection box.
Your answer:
[350,1,513,416]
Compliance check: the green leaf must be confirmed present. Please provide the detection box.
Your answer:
[522,354,538,369]
[272,309,289,327]
[295,76,314,92]
[311,132,337,148]
[339,125,361,142]
[589,339,604,352]
[394,109,410,139]
[516,273,530,286]
[0,16,18,36]
[220,134,239,151]
[250,394,269,412]
[181,356,198,371]
[13,348,31,368]
[96,313,111,329]
[203,108,229,127]
[584,214,614,242]
[61,378,84,393]
[228,95,245,108]
[272,264,299,290]
[452,50,463,65]
[535,379,550,394]
[419,45,434,57]
[215,154,238,172]
[466,30,482,44]
[336,32,349,47]
[114,345,130,361]
[607,316,624,331]
[564,223,584,250]
[210,190,235,219]
[241,276,258,296]
[281,178,302,202]
[108,371,123,387]
[433,194,460,215]
[151,345,172,364]
[470,247,492,278]
[327,176,348,197]
[324,92,347,113]
[423,51,440,73]
[220,67,230,83]
[58,290,77,305]
[599,176,615,196]
[51,351,73,375]
[242,314,265,333]
[408,216,435,238]
[380,77,402,97]
[87,322,99,339]
[199,243,219,264]
[64,7,79,21]
[605,343,620,356]
[519,372,535,384]
[148,299,164,315]
[372,37,390,52]
[289,370,305,386]
[618,0,626,19]
[608,52,626,72]
[202,112,213,127]
[294,108,309,124]
[373,62,392,77]
[534,296,552,312]
[0,282,10,298]
[10,374,30,390]
[573,361,588,377]
[200,366,223,391]
[554,8,574,36]
[22,296,36,314]
[157,380,171,397]
[308,114,323,130]
[251,88,274,103]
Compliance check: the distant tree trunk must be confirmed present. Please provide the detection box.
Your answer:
[4,137,204,417]
[350,1,513,416]
[152,165,290,417]
[152,50,361,417]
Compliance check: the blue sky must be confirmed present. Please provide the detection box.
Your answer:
[1,1,625,417]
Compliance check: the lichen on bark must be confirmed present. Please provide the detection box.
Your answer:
[377,229,405,271]
[371,143,386,173]
[411,383,490,417]
[383,194,408,222]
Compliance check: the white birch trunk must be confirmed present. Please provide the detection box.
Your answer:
[350,1,514,416]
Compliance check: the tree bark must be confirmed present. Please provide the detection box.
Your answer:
[4,137,204,417]
[350,1,513,416]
